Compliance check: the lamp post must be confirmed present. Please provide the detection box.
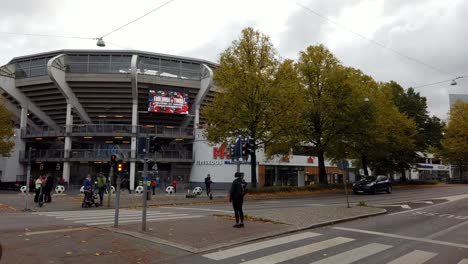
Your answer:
[450,76,465,85]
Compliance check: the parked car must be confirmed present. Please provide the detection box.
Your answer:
[352,175,392,195]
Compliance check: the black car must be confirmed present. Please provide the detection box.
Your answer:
[352,175,392,195]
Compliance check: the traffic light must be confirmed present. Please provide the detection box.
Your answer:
[241,141,248,158]
[246,139,254,155]
[110,154,117,164]
[229,144,236,160]
[117,162,123,172]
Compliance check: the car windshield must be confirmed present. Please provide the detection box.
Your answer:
[361,176,376,181]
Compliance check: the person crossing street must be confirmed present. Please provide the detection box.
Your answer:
[229,172,247,228]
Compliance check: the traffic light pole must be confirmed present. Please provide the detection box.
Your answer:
[24,147,32,211]
[114,171,121,227]
[107,165,114,207]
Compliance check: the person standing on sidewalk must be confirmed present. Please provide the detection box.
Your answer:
[151,179,156,195]
[96,173,107,206]
[34,175,43,203]
[44,174,54,203]
[229,172,247,228]
[172,180,177,193]
[204,174,213,199]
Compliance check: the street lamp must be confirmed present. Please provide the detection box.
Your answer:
[450,76,465,86]
[96,38,106,47]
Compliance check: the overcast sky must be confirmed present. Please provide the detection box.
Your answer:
[1,0,467,119]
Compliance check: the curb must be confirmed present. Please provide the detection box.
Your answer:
[102,208,387,254]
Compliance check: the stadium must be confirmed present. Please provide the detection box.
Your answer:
[0,49,354,191]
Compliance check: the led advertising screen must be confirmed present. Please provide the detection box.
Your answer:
[148,90,189,114]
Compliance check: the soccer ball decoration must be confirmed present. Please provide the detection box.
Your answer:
[105,186,116,194]
[135,186,144,194]
[193,187,202,196]
[55,185,65,194]
[166,186,175,194]
[20,185,27,194]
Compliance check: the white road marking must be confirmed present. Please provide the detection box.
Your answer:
[203,232,322,260]
[387,250,437,264]
[457,259,468,264]
[303,204,325,206]
[425,220,468,239]
[63,212,172,220]
[439,194,468,202]
[333,227,468,249]
[73,214,190,223]
[85,215,204,226]
[373,204,411,209]
[25,227,89,236]
[169,207,232,213]
[240,237,354,264]
[309,243,391,264]
[412,201,434,205]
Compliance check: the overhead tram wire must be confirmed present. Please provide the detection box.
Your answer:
[296,2,456,79]
[413,76,467,89]
[98,0,175,39]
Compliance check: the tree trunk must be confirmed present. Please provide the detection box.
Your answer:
[400,167,407,182]
[361,155,369,176]
[251,149,257,188]
[318,149,328,184]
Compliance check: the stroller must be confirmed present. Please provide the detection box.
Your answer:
[82,186,100,208]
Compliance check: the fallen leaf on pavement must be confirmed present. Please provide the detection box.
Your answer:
[95,253,101,256]
[81,240,86,243]
[66,252,73,255]
[25,238,30,241]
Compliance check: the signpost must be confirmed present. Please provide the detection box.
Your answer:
[24,147,33,211]
[141,136,150,232]
[114,169,121,228]
[337,159,350,208]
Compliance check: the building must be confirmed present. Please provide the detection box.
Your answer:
[0,49,352,190]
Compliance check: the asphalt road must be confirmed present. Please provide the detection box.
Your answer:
[176,196,468,264]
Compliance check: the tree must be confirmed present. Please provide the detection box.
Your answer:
[439,101,468,178]
[202,27,303,188]
[294,45,354,184]
[0,100,15,157]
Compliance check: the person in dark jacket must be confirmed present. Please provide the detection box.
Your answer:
[204,174,213,198]
[44,174,54,203]
[229,172,247,228]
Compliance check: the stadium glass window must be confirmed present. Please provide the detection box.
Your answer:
[30,67,46,77]
[68,64,88,73]
[89,63,110,73]
[89,55,110,63]
[180,70,200,80]
[111,63,131,73]
[181,62,200,71]
[161,59,179,69]
[30,58,46,67]
[111,56,131,63]
[68,55,89,63]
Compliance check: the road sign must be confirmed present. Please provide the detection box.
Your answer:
[337,159,349,170]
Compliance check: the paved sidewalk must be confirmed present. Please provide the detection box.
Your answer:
[107,204,385,253]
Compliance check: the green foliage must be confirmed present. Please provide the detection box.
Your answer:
[357,201,367,207]
[438,101,468,170]
[0,100,15,157]
[202,27,303,187]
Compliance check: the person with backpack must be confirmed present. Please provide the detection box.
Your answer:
[204,174,213,199]
[96,173,107,206]
[229,172,247,228]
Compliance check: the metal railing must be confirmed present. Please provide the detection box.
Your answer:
[21,124,194,138]
[19,149,193,163]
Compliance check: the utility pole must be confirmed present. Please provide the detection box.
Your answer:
[24,147,32,211]
[107,165,114,207]
[142,136,150,231]
[114,169,121,228]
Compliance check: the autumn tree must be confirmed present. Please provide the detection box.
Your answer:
[439,101,468,178]
[202,27,302,188]
[294,45,354,184]
[0,100,15,156]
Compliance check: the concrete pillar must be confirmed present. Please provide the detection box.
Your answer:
[63,103,73,184]
[20,107,28,129]
[129,54,139,191]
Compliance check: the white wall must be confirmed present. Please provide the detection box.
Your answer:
[0,129,24,182]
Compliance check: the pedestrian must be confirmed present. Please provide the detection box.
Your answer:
[171,180,177,193]
[44,174,54,203]
[82,174,92,204]
[205,174,213,198]
[34,175,43,203]
[156,176,161,189]
[59,177,65,186]
[229,172,247,228]
[96,173,107,206]
[151,179,156,195]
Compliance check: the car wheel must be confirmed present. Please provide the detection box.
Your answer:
[386,186,392,194]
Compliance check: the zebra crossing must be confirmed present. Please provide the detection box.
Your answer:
[202,231,468,264]
[32,209,204,226]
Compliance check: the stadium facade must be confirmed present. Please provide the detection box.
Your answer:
[0,49,353,191]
